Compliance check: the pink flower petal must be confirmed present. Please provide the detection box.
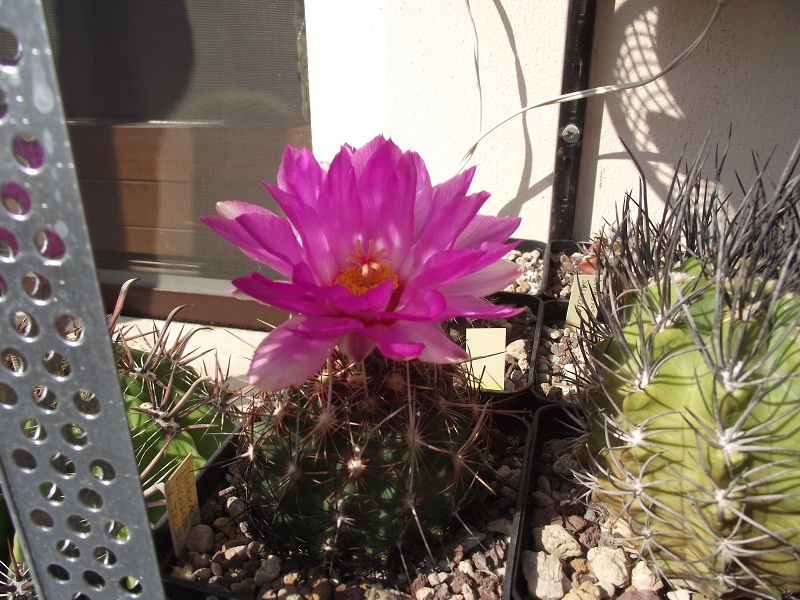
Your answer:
[352,137,416,262]
[263,183,339,283]
[338,333,376,362]
[435,295,525,320]
[276,145,323,206]
[200,203,301,277]
[361,323,425,361]
[232,273,332,316]
[377,289,446,322]
[455,215,522,249]
[399,321,470,364]
[398,245,514,310]
[249,315,361,390]
[439,259,523,297]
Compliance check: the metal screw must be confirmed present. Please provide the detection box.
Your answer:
[561,124,581,144]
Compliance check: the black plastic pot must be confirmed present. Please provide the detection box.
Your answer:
[503,404,583,600]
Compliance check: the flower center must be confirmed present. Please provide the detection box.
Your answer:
[334,239,398,296]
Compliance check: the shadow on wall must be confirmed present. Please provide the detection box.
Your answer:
[575,0,800,239]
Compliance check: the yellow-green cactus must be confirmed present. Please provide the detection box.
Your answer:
[579,141,800,598]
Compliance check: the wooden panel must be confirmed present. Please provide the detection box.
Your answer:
[69,122,312,184]
[70,124,195,182]
[88,224,195,256]
[71,122,310,257]
[81,180,194,228]
[100,283,289,332]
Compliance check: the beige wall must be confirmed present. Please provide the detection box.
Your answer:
[306,0,800,242]
[578,0,800,240]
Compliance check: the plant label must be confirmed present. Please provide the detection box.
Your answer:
[466,328,507,391]
[165,453,201,558]
[566,274,603,328]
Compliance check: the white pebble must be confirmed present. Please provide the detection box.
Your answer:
[415,587,435,600]
[587,546,630,589]
[632,560,664,591]
[539,524,583,559]
[521,551,569,600]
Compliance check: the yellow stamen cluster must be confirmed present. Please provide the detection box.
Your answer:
[334,239,399,296]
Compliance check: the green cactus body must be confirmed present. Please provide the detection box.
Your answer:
[581,142,800,598]
[243,351,488,564]
[590,270,800,591]
[116,345,235,524]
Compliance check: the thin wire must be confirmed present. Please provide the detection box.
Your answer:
[456,0,729,174]
[464,0,483,135]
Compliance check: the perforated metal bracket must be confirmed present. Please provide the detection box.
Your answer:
[0,2,166,599]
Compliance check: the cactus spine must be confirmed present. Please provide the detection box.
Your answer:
[109,281,237,525]
[577,141,800,598]
[241,349,490,566]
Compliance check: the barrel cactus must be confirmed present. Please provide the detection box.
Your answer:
[241,349,490,566]
[109,281,237,525]
[577,140,800,597]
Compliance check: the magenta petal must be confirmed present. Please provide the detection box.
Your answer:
[439,259,523,298]
[339,332,376,362]
[363,324,425,360]
[314,277,396,314]
[249,317,341,390]
[263,183,339,283]
[200,205,301,277]
[353,138,416,260]
[455,215,521,249]
[318,148,362,243]
[399,322,470,364]
[399,246,512,309]
[436,295,526,320]
[378,289,446,322]
[233,273,332,316]
[276,145,323,206]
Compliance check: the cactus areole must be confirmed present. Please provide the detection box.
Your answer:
[580,141,800,598]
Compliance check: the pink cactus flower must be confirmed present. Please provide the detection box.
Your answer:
[201,135,523,390]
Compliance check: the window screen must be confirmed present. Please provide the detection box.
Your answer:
[42,0,311,281]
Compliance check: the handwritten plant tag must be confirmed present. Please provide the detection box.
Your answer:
[566,274,603,328]
[466,328,507,391]
[164,453,201,557]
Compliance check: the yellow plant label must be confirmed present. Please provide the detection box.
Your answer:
[466,328,507,391]
[165,453,201,557]
[566,274,603,328]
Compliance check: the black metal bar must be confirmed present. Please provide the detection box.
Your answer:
[549,0,597,240]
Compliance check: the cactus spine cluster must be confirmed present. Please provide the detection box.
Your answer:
[577,141,800,598]
[109,281,237,525]
[241,349,491,566]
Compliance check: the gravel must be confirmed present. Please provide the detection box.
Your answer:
[535,321,586,403]
[503,248,545,296]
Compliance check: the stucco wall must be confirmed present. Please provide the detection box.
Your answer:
[306,0,800,242]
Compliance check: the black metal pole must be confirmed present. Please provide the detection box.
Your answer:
[549,0,597,241]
